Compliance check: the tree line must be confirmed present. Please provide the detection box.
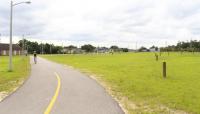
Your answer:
[136,40,200,52]
[18,39,129,54]
[18,39,63,54]
[161,40,200,52]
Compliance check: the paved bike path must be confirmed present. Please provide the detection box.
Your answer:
[0,57,124,114]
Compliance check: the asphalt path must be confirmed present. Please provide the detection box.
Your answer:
[0,57,124,114]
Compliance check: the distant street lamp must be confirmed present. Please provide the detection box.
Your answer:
[0,34,1,43]
[9,1,31,71]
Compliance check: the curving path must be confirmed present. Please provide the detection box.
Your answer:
[0,57,124,114]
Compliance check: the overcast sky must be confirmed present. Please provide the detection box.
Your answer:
[1,0,200,48]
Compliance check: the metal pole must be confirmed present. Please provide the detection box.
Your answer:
[0,34,1,43]
[27,46,28,53]
[8,1,31,71]
[41,43,43,54]
[41,44,42,54]
[9,1,13,71]
[50,44,52,54]
[23,35,25,55]
[62,42,64,54]
[135,41,137,52]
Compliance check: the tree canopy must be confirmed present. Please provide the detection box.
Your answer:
[18,39,63,54]
[81,44,95,52]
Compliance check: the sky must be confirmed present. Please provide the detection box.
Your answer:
[1,0,200,48]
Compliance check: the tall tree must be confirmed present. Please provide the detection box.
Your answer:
[110,45,119,52]
[81,44,95,52]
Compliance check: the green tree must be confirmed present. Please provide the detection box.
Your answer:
[81,44,95,52]
[110,45,119,52]
[18,39,63,54]
[121,48,129,52]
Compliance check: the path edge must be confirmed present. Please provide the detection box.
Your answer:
[0,56,32,103]
[40,57,127,114]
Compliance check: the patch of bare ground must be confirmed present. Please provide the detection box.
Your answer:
[0,92,8,102]
[0,79,25,102]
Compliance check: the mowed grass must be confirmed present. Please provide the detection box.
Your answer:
[0,56,30,93]
[42,53,200,114]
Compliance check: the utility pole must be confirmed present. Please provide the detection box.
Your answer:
[0,34,1,43]
[135,41,138,52]
[22,34,25,55]
[62,42,64,54]
[165,41,167,47]
[50,44,52,55]
[42,43,43,54]
[40,42,43,54]
[27,45,28,55]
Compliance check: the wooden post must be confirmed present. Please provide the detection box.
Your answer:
[163,62,166,78]
[155,53,158,61]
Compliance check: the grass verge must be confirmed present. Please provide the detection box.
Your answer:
[41,53,200,114]
[0,56,30,101]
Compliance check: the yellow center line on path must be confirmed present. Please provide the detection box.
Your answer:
[44,72,61,114]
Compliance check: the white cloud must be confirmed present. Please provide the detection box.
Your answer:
[1,0,200,48]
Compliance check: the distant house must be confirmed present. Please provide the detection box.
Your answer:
[140,49,149,52]
[72,48,83,54]
[95,47,110,53]
[128,49,136,52]
[149,47,160,52]
[0,43,22,56]
[138,47,149,52]
[63,47,83,54]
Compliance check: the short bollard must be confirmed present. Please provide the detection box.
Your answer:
[155,54,158,61]
[163,62,167,78]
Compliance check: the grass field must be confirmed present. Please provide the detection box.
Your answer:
[0,56,30,96]
[42,52,200,114]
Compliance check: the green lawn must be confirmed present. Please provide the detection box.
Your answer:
[0,56,30,94]
[42,52,200,114]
